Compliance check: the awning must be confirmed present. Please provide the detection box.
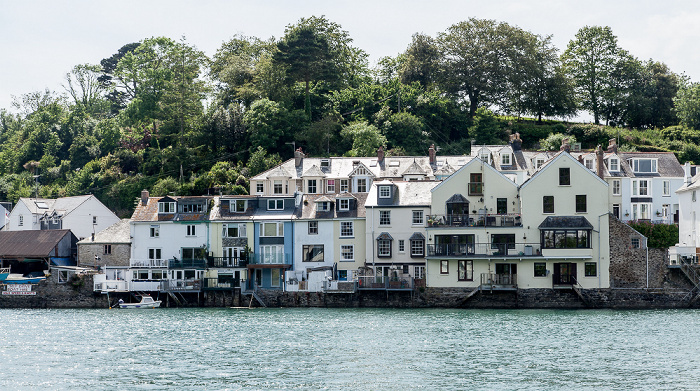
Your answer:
[409,232,425,240]
[377,232,394,241]
[538,216,593,230]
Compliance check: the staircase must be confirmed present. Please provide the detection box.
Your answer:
[168,292,186,306]
[679,257,700,302]
[248,287,267,308]
[459,288,481,306]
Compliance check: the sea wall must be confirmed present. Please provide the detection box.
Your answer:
[0,274,106,309]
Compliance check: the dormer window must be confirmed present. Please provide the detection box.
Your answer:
[320,159,330,168]
[480,152,489,163]
[181,203,204,213]
[307,179,318,194]
[158,202,176,213]
[339,198,350,211]
[501,153,511,166]
[536,157,545,169]
[267,199,284,210]
[317,201,330,212]
[609,158,619,172]
[229,199,246,213]
[379,185,391,198]
[584,158,594,170]
[628,158,657,173]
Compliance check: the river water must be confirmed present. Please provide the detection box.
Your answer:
[0,308,698,390]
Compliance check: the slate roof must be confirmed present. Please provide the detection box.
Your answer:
[538,216,594,230]
[365,181,438,207]
[131,196,212,222]
[19,195,93,216]
[77,219,131,244]
[618,152,685,177]
[0,229,74,258]
[402,160,427,176]
[297,193,368,220]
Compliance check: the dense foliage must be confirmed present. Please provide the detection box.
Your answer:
[627,221,679,248]
[1,17,700,216]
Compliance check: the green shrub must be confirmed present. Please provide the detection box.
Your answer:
[627,221,679,248]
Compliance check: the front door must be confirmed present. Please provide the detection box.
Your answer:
[553,263,577,285]
[495,263,517,285]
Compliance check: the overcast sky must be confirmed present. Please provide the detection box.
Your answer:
[2,0,700,112]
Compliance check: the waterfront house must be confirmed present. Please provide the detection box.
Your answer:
[364,180,437,286]
[669,163,700,265]
[76,219,131,268]
[0,229,77,275]
[5,195,120,240]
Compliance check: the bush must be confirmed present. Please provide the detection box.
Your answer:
[627,221,679,248]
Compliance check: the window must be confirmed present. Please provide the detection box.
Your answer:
[307,179,317,194]
[491,234,516,254]
[302,245,324,262]
[103,244,112,255]
[412,210,424,225]
[340,221,354,237]
[273,180,283,194]
[261,222,284,237]
[632,180,650,196]
[260,245,284,264]
[501,153,511,166]
[663,180,670,196]
[585,262,597,277]
[534,262,547,277]
[379,186,391,198]
[377,239,391,257]
[308,221,318,235]
[256,183,264,193]
[469,173,483,195]
[158,202,175,213]
[148,248,162,260]
[398,240,405,253]
[458,260,473,281]
[612,180,621,195]
[18,215,23,226]
[542,230,591,249]
[536,158,545,169]
[410,239,424,257]
[340,179,349,193]
[268,199,284,210]
[629,158,657,173]
[339,199,350,211]
[150,225,160,238]
[223,223,246,238]
[440,260,449,274]
[379,210,391,226]
[317,201,329,212]
[414,266,425,279]
[576,195,587,213]
[559,167,570,186]
[497,198,507,214]
[340,245,354,261]
[186,225,196,236]
[631,238,640,248]
[182,247,205,260]
[327,180,335,193]
[181,203,204,213]
[584,159,594,170]
[632,203,651,220]
[321,159,330,168]
[609,158,619,172]
[228,200,246,213]
[543,196,554,214]
[357,178,367,193]
[93,216,98,224]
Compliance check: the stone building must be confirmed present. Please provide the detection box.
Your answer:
[77,219,131,268]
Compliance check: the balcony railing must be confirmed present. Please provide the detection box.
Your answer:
[206,257,248,268]
[480,273,517,289]
[168,259,206,269]
[202,277,241,290]
[427,243,540,257]
[162,279,201,292]
[130,259,168,268]
[357,276,414,290]
[428,213,522,228]
[248,253,292,265]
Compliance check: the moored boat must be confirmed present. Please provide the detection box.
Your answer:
[117,294,161,309]
[4,272,46,284]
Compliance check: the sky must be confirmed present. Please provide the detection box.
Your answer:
[1,0,700,113]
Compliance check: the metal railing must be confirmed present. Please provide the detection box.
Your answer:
[162,279,201,292]
[206,257,248,268]
[427,213,522,228]
[357,276,414,290]
[480,273,517,288]
[168,259,206,269]
[427,243,540,257]
[130,259,168,268]
[202,277,241,289]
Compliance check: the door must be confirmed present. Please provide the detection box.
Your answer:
[553,263,577,285]
[612,204,620,219]
[497,198,507,214]
[255,269,262,287]
[495,263,517,285]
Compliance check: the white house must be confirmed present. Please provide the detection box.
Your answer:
[5,195,120,240]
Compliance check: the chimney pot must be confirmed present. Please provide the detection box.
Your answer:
[429,144,436,165]
[377,146,385,163]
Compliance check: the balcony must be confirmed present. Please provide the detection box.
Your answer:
[357,276,414,290]
[206,257,248,268]
[427,213,522,228]
[248,253,292,266]
[162,279,201,292]
[480,273,517,290]
[131,259,168,268]
[427,243,541,258]
[168,258,206,269]
[202,277,241,290]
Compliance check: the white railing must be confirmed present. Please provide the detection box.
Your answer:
[130,259,168,268]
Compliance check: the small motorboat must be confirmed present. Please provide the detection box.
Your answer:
[4,272,46,284]
[117,294,162,309]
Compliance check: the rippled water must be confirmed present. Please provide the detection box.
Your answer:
[0,308,698,390]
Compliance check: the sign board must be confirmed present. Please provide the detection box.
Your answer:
[2,284,37,296]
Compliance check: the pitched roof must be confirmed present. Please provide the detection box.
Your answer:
[302,165,326,177]
[402,161,427,176]
[19,195,93,215]
[0,230,74,258]
[77,219,131,244]
[538,216,594,230]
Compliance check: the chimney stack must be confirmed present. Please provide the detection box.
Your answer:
[294,148,305,167]
[429,144,436,165]
[607,138,618,153]
[560,138,571,153]
[685,162,692,186]
[377,146,385,164]
[596,145,605,179]
[577,155,584,164]
[141,189,149,206]
[509,133,522,151]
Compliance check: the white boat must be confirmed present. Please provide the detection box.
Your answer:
[117,295,162,309]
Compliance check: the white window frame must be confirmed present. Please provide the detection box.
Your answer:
[267,199,284,210]
[158,202,176,213]
[379,210,391,226]
[632,179,650,196]
[340,221,354,237]
[273,180,283,194]
[260,222,284,237]
[307,179,317,194]
[609,158,619,172]
[148,248,162,260]
[501,153,511,166]
[663,180,670,196]
[629,158,658,174]
[186,225,196,236]
[230,199,247,213]
[339,179,349,193]
[410,239,424,257]
[632,203,652,220]
[308,221,318,235]
[256,182,264,194]
[150,225,160,238]
[356,178,367,193]
[317,201,329,212]
[398,239,405,253]
[223,223,246,238]
[584,159,594,170]
[612,179,621,196]
[379,186,391,198]
[340,245,354,262]
[327,180,335,193]
[412,210,424,225]
[536,158,545,169]
[377,239,391,257]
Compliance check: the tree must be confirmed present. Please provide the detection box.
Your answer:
[400,33,440,88]
[99,42,140,113]
[63,64,108,115]
[437,18,545,118]
[340,121,387,157]
[561,26,629,125]
[675,83,700,130]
